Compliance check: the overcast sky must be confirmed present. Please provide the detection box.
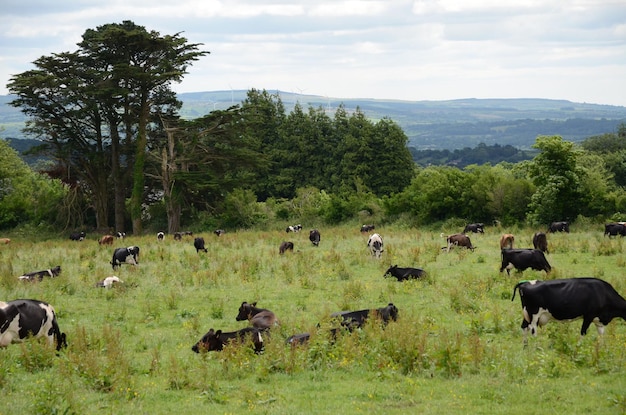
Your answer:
[2,0,625,106]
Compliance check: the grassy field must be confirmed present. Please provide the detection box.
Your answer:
[0,223,625,414]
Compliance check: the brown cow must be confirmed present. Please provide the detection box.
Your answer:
[532,232,549,253]
[500,234,515,249]
[0,238,10,244]
[279,241,294,254]
[235,302,279,329]
[446,233,475,253]
[99,235,114,245]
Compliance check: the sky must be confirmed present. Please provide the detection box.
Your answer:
[1,0,626,106]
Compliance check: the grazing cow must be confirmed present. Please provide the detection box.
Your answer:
[331,303,399,330]
[191,327,264,353]
[0,299,67,351]
[500,233,515,249]
[309,229,321,246]
[604,222,626,237]
[532,232,549,253]
[384,265,426,281]
[279,241,294,255]
[511,278,626,338]
[367,233,384,258]
[214,229,225,237]
[0,238,10,244]
[500,249,551,276]
[111,246,140,269]
[286,224,302,233]
[463,223,485,234]
[446,233,475,253]
[19,265,61,282]
[99,235,114,245]
[194,237,207,253]
[157,231,165,241]
[236,302,278,329]
[116,231,126,239]
[174,232,182,241]
[69,231,85,241]
[360,224,375,233]
[548,221,569,233]
[95,276,123,288]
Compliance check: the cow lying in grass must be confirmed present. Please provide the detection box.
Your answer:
[19,265,61,282]
[383,265,426,281]
[191,327,264,353]
[236,302,279,329]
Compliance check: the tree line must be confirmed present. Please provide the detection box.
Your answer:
[3,20,626,234]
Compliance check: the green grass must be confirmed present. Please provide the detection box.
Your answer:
[0,225,625,414]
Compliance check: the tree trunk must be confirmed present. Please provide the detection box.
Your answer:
[110,124,126,233]
[131,95,149,235]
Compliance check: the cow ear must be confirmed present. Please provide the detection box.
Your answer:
[241,301,246,306]
[252,302,257,307]
[215,330,222,336]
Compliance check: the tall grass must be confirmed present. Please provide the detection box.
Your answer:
[0,225,625,414]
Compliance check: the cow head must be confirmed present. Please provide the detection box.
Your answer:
[191,328,222,353]
[236,302,256,321]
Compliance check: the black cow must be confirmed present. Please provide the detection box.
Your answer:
[532,232,549,253]
[191,327,264,353]
[194,237,207,253]
[330,303,399,330]
[500,249,551,275]
[0,299,67,350]
[18,265,61,282]
[604,222,626,237]
[446,233,475,252]
[111,246,140,269]
[463,223,484,234]
[548,221,569,233]
[69,231,85,241]
[236,302,278,329]
[384,265,426,281]
[214,229,225,237]
[309,229,321,246]
[279,241,294,254]
[360,224,375,233]
[511,278,626,337]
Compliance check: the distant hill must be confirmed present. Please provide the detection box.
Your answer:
[2,92,626,151]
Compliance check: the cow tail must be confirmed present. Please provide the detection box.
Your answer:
[511,280,530,301]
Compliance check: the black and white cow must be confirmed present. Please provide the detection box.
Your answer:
[0,299,67,350]
[309,229,321,246]
[19,265,61,282]
[463,223,485,234]
[500,249,551,276]
[194,237,208,253]
[95,276,123,288]
[116,231,126,239]
[286,224,302,233]
[384,265,426,281]
[511,278,626,338]
[279,241,294,255]
[604,222,626,237]
[191,327,264,353]
[330,303,399,330]
[360,224,375,233]
[69,231,85,241]
[548,221,569,233]
[111,246,140,269]
[236,302,278,330]
[157,231,165,241]
[214,229,225,237]
[367,233,384,258]
[532,232,549,253]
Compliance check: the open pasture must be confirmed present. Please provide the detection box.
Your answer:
[0,224,625,414]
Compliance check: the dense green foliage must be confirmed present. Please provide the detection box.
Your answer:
[0,225,624,414]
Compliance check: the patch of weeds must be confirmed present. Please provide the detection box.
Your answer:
[17,339,57,372]
[342,280,365,302]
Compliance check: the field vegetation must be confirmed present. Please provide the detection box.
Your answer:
[1,222,625,414]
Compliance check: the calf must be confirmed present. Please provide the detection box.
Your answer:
[367,233,384,258]
[95,276,123,288]
[214,229,225,237]
[500,233,515,249]
[604,222,626,237]
[157,231,165,241]
[309,229,321,246]
[532,232,549,253]
[384,265,426,281]
[191,327,264,353]
[99,235,114,245]
[0,299,67,351]
[194,237,207,253]
[500,248,551,276]
[69,231,85,241]
[512,278,626,338]
[463,223,485,234]
[286,224,302,233]
[360,224,375,233]
[330,303,399,330]
[236,302,278,329]
[19,265,61,282]
[446,233,474,253]
[548,221,569,233]
[279,241,294,254]
[111,246,140,270]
